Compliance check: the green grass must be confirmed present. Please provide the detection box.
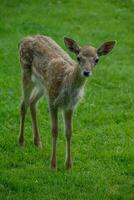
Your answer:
[0,0,134,199]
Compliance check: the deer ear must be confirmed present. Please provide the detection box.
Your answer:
[64,37,80,54]
[97,41,116,56]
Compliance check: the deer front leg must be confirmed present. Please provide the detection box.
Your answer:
[50,107,58,170]
[63,110,73,169]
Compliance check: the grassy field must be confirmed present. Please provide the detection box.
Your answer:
[0,0,134,199]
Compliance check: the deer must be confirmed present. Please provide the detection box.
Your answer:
[18,35,116,169]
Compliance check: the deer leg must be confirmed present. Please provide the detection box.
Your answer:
[29,88,43,147]
[19,77,34,146]
[63,110,73,169]
[50,107,58,169]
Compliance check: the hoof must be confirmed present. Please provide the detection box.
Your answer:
[66,161,72,170]
[18,137,24,146]
[51,160,57,171]
[34,139,42,148]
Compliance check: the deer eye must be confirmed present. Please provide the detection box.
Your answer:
[77,56,80,62]
[95,58,99,63]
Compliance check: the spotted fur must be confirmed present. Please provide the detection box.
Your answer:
[18,35,116,169]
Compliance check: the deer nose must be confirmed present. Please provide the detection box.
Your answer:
[83,71,90,77]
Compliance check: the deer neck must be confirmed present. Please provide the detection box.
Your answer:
[72,63,87,88]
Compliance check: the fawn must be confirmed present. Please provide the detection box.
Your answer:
[18,35,116,169]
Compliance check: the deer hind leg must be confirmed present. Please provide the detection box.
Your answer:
[50,107,58,170]
[19,71,34,146]
[29,88,43,147]
[63,110,73,169]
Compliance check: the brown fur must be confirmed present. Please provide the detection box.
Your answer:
[18,35,116,169]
